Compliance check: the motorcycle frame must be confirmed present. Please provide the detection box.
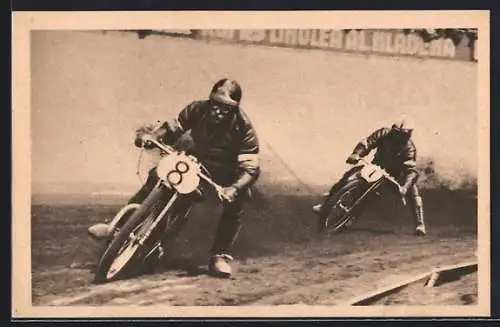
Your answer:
[134,183,180,247]
[338,161,406,217]
[109,134,227,252]
[341,175,386,216]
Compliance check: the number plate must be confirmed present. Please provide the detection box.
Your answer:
[359,164,384,183]
[156,153,200,194]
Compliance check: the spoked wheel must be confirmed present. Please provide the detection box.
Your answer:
[318,179,369,234]
[96,205,140,260]
[93,186,172,284]
[105,222,145,280]
[142,201,193,273]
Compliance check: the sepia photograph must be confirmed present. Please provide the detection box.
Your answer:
[12,11,490,318]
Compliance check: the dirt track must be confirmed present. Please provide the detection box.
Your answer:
[31,186,477,307]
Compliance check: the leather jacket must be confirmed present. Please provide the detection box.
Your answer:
[351,127,419,189]
[158,100,260,191]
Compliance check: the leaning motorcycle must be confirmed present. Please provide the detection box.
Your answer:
[318,158,406,234]
[93,133,229,284]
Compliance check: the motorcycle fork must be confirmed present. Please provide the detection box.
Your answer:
[343,179,384,215]
[135,188,179,247]
[141,194,194,260]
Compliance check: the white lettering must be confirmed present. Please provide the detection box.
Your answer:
[419,41,430,56]
[473,40,478,61]
[202,29,234,40]
[160,29,192,36]
[238,30,252,42]
[393,33,407,54]
[298,30,312,46]
[284,30,298,45]
[310,29,330,48]
[371,31,386,52]
[201,29,463,60]
[268,29,284,43]
[198,30,213,38]
[429,39,443,57]
[344,31,358,50]
[328,30,343,49]
[406,34,420,55]
[442,38,456,58]
[384,33,395,53]
[357,31,370,51]
[239,30,265,42]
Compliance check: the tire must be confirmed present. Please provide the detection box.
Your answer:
[93,185,174,283]
[142,200,193,273]
[96,205,140,260]
[318,178,369,234]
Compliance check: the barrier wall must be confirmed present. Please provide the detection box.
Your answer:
[144,29,477,62]
[31,31,478,193]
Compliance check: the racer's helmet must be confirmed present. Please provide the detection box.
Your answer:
[390,115,415,144]
[209,78,242,107]
[208,79,242,124]
[391,115,415,136]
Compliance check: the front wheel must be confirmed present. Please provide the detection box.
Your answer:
[93,185,174,284]
[318,179,370,234]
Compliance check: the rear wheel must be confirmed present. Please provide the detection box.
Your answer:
[318,179,369,234]
[93,185,174,283]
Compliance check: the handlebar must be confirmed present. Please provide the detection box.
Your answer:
[140,134,229,201]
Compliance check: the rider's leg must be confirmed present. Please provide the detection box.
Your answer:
[407,184,426,236]
[208,194,245,278]
[88,167,161,240]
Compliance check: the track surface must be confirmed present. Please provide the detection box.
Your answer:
[31,187,477,306]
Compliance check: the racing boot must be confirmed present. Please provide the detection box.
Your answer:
[312,190,332,214]
[312,203,323,214]
[88,168,157,241]
[87,223,114,241]
[87,203,142,241]
[208,253,234,279]
[412,195,427,236]
[208,204,242,278]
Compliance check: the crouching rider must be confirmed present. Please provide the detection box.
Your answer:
[88,78,261,278]
[312,116,427,236]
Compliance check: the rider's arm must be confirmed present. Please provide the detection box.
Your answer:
[232,115,261,192]
[351,127,391,157]
[158,101,202,144]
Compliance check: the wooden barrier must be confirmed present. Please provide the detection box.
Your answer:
[344,260,478,306]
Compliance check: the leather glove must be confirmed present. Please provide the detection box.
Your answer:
[134,135,155,149]
[346,154,361,165]
[134,123,161,149]
[218,186,239,203]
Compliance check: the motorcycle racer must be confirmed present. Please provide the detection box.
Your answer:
[312,116,427,236]
[88,78,261,278]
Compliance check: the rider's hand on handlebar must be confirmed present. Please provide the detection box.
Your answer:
[398,185,408,196]
[218,186,239,203]
[134,136,155,149]
[346,154,361,165]
[134,122,165,149]
[134,137,144,148]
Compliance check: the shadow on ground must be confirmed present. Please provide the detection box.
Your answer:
[31,183,477,278]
